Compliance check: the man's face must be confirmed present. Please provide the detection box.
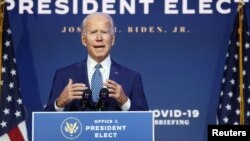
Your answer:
[82,15,115,63]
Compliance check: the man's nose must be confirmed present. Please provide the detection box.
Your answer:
[96,31,103,41]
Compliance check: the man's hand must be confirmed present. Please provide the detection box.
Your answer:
[56,78,87,108]
[104,79,128,106]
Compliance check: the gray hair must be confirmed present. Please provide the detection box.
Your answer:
[81,12,115,36]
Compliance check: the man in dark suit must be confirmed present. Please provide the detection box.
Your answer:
[44,12,148,111]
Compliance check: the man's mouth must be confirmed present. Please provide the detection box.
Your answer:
[94,45,105,48]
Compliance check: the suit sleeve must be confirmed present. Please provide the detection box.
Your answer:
[44,70,66,111]
[129,74,149,111]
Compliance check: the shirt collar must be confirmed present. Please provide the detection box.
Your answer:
[87,55,111,71]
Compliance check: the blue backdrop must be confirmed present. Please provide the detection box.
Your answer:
[6,0,250,141]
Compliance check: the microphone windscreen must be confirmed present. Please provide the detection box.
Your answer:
[82,89,92,99]
[99,88,109,99]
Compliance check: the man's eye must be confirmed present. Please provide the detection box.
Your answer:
[101,31,108,34]
[90,31,97,34]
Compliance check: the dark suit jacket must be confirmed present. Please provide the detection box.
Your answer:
[44,59,149,111]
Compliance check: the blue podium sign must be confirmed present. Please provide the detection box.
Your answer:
[32,111,154,141]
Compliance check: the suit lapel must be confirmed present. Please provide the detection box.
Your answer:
[76,59,90,88]
[109,60,121,82]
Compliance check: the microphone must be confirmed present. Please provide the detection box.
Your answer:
[80,89,92,111]
[97,88,109,111]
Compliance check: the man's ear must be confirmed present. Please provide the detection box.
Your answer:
[81,35,87,47]
[111,35,115,46]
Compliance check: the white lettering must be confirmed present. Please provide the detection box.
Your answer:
[73,0,78,14]
[19,0,34,14]
[183,0,195,14]
[139,0,154,14]
[152,109,184,118]
[6,0,15,10]
[216,0,231,14]
[95,132,118,138]
[242,131,247,136]
[153,110,161,118]
[199,0,212,14]
[5,0,249,15]
[212,129,218,136]
[94,120,113,124]
[154,119,190,125]
[161,110,169,117]
[55,0,69,15]
[174,110,182,118]
[83,0,98,14]
[38,0,51,14]
[102,0,116,14]
[212,129,247,136]
[164,0,178,14]
[120,0,135,14]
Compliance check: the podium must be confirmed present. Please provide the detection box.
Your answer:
[32,111,154,141]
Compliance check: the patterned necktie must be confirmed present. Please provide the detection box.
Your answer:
[91,64,103,102]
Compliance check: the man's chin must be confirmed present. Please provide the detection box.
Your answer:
[94,55,108,62]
